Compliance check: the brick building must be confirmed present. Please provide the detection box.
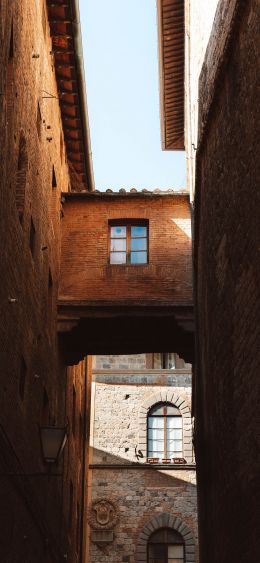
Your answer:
[0,2,195,562]
[158,1,260,562]
[0,1,92,561]
[58,190,194,364]
[2,0,258,562]
[87,354,198,563]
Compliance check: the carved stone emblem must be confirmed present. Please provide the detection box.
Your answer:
[88,498,118,530]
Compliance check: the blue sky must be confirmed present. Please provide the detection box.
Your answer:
[79,0,186,191]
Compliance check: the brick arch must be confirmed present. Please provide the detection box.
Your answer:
[137,390,193,463]
[15,131,28,222]
[136,512,195,562]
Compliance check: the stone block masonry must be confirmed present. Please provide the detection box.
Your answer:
[88,368,198,562]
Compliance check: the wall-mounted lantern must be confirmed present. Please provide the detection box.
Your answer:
[39,426,67,464]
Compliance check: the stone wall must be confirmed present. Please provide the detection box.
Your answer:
[194,1,260,562]
[94,354,146,370]
[94,353,189,370]
[88,370,198,562]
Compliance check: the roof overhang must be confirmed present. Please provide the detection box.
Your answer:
[61,188,189,201]
[157,0,185,151]
[47,0,94,191]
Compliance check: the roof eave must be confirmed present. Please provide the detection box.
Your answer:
[47,0,95,192]
[157,0,185,152]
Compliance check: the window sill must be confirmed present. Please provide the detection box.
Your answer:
[147,458,187,465]
[107,263,149,267]
[89,462,196,470]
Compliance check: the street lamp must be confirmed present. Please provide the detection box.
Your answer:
[39,426,67,465]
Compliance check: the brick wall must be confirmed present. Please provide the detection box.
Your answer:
[184,0,219,199]
[194,1,260,562]
[59,194,192,304]
[87,370,198,562]
[0,2,84,561]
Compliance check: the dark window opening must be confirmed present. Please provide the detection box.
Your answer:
[19,356,27,400]
[79,413,83,452]
[69,480,73,531]
[148,528,184,563]
[29,217,36,258]
[37,102,41,140]
[72,386,76,436]
[147,402,183,461]
[109,220,148,264]
[52,165,57,188]
[48,269,53,320]
[16,133,28,223]
[6,20,15,126]
[76,501,80,552]
[161,353,176,369]
[9,22,14,59]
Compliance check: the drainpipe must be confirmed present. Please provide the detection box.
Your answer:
[70,0,95,192]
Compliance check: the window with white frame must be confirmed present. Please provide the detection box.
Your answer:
[147,402,183,461]
[109,221,148,264]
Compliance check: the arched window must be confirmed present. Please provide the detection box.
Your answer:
[148,528,184,563]
[147,402,182,461]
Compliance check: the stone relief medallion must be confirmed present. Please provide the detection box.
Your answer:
[88,498,118,530]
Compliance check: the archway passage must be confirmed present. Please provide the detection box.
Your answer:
[58,304,194,365]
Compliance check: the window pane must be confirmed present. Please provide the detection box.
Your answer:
[149,404,165,416]
[168,439,182,449]
[168,545,184,558]
[148,438,164,449]
[131,225,147,237]
[110,252,126,264]
[166,405,181,416]
[167,417,182,429]
[110,238,126,252]
[131,237,147,251]
[170,444,182,457]
[167,429,182,439]
[110,226,126,238]
[148,417,164,428]
[131,251,147,264]
[148,428,164,439]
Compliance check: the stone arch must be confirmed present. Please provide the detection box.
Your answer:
[15,131,28,222]
[137,390,193,463]
[136,513,195,562]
